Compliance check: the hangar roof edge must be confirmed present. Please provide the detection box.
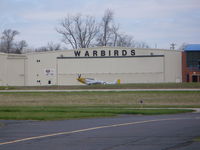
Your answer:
[0,52,26,57]
[24,46,181,55]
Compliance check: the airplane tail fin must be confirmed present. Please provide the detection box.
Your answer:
[78,74,81,79]
[117,79,120,84]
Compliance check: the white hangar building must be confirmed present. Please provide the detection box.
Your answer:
[0,47,182,86]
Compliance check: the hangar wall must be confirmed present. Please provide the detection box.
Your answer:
[163,50,182,83]
[57,56,164,85]
[0,53,26,86]
[0,47,182,86]
[0,53,7,86]
[24,47,182,86]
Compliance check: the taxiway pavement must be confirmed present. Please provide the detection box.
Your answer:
[0,113,200,150]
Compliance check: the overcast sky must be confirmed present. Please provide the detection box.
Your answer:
[0,0,200,49]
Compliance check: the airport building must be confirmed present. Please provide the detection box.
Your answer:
[182,44,200,82]
[0,46,183,86]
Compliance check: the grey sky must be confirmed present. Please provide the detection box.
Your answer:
[0,0,199,49]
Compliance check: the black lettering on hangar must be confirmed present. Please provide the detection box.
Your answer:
[74,49,136,57]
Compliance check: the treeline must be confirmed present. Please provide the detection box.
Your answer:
[0,9,150,54]
[56,9,149,49]
[0,29,27,54]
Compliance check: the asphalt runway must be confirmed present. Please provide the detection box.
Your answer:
[0,113,200,150]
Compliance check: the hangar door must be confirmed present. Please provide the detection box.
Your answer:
[6,58,25,86]
[57,56,164,85]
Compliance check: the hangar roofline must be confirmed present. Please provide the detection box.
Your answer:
[24,46,181,55]
[0,52,26,58]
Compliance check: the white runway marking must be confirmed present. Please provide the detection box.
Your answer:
[0,117,198,146]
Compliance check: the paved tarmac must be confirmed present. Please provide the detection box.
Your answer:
[0,113,200,150]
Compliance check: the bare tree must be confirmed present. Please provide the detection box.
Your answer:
[97,9,135,48]
[117,34,134,47]
[133,41,150,48]
[179,42,188,50]
[56,14,98,49]
[111,24,120,46]
[0,29,19,53]
[47,42,60,51]
[35,42,61,52]
[0,29,28,54]
[14,40,28,54]
[56,10,150,49]
[97,9,114,46]
[35,46,48,52]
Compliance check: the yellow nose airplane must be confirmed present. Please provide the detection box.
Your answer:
[77,74,120,85]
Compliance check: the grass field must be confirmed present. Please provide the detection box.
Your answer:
[0,91,199,107]
[0,83,200,90]
[0,106,193,120]
[193,137,200,142]
[0,84,199,120]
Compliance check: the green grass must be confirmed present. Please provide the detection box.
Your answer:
[0,91,199,107]
[193,137,200,142]
[0,83,200,90]
[0,86,15,90]
[0,90,199,120]
[0,106,193,120]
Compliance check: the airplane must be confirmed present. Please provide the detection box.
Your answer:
[77,74,120,85]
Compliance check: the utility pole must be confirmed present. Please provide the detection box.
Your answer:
[170,43,176,50]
